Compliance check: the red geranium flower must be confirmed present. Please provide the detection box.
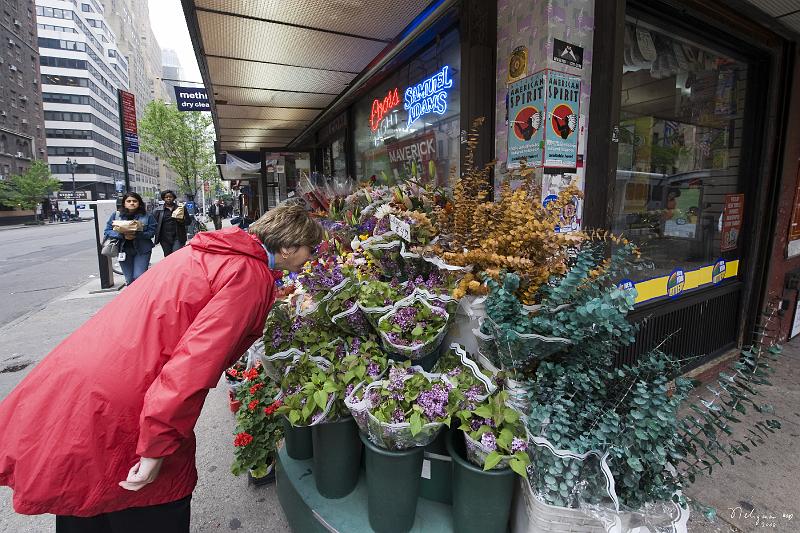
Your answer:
[226,369,238,377]
[243,368,260,381]
[263,399,283,416]
[233,432,253,447]
[249,383,264,395]
[247,400,259,411]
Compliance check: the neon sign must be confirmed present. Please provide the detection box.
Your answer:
[403,65,453,127]
[370,88,400,131]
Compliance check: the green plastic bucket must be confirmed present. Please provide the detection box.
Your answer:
[360,432,424,533]
[447,429,515,533]
[311,417,362,498]
[282,417,313,460]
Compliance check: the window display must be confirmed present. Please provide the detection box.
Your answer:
[612,19,749,283]
[353,29,460,186]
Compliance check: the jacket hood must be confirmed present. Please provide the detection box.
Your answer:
[189,227,267,263]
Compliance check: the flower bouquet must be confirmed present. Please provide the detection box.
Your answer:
[346,365,456,450]
[231,371,283,478]
[457,390,530,477]
[433,343,497,406]
[337,337,388,393]
[276,354,335,426]
[323,278,372,337]
[377,293,449,360]
[361,233,402,277]
[224,356,248,394]
[296,256,346,302]
[357,278,403,327]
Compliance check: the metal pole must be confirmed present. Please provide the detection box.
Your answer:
[117,89,130,193]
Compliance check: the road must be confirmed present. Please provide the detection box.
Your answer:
[0,222,100,327]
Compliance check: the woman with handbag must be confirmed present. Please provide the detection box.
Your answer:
[0,205,323,532]
[104,192,157,285]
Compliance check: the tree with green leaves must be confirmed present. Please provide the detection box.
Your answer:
[138,100,216,197]
[0,161,61,222]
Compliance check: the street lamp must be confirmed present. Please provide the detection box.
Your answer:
[65,157,78,212]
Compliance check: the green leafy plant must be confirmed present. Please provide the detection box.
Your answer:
[277,362,338,426]
[0,161,61,221]
[378,298,448,351]
[458,391,531,477]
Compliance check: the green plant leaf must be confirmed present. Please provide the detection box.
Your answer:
[483,451,502,471]
[410,412,423,436]
[314,390,329,409]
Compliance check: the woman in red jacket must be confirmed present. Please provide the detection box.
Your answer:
[0,205,322,533]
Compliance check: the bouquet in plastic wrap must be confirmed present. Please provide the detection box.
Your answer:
[377,292,449,361]
[357,278,403,327]
[275,354,335,426]
[345,364,456,450]
[456,390,530,476]
[322,278,372,337]
[433,343,497,403]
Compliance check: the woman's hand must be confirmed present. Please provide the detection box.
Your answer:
[119,457,164,491]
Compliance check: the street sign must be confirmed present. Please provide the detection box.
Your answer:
[173,86,210,112]
[119,90,139,153]
[54,190,91,200]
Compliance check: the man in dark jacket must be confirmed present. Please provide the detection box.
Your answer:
[153,190,189,257]
[208,199,224,230]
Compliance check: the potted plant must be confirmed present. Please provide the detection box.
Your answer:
[377,294,449,369]
[448,390,529,533]
[231,372,283,485]
[352,365,457,533]
[275,354,332,460]
[310,338,387,499]
[224,357,248,412]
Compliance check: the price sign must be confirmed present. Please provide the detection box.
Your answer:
[389,214,411,242]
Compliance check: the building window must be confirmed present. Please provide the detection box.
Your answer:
[82,3,91,12]
[611,19,749,282]
[352,28,461,186]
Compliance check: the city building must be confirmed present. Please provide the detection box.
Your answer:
[161,47,182,104]
[35,0,128,204]
[99,0,162,204]
[0,0,48,223]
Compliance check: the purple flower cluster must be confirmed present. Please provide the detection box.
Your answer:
[464,385,482,402]
[511,437,528,453]
[386,332,415,347]
[446,367,462,377]
[271,324,286,348]
[301,261,345,294]
[366,362,381,377]
[358,216,377,235]
[367,389,380,407]
[480,432,497,451]
[350,337,362,354]
[391,307,418,333]
[345,384,355,398]
[335,343,346,360]
[469,418,483,431]
[286,385,302,395]
[416,383,450,422]
[391,408,406,424]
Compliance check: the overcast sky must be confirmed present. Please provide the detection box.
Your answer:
[147,0,203,84]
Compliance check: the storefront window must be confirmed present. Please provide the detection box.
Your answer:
[612,19,748,283]
[353,28,460,187]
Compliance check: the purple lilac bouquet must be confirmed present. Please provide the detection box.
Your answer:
[324,278,372,337]
[297,257,346,300]
[368,365,458,445]
[378,298,448,359]
[457,390,531,477]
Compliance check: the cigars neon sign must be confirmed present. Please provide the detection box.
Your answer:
[403,65,453,127]
[369,88,400,131]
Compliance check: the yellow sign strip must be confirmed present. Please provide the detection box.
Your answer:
[633,260,739,305]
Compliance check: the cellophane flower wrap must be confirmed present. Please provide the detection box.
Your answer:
[323,278,372,337]
[357,278,403,327]
[346,364,456,450]
[377,292,449,360]
[275,353,334,427]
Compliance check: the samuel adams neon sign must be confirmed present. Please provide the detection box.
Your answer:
[369,88,400,131]
[403,65,453,127]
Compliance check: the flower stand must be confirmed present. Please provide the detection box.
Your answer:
[276,445,455,533]
[311,417,361,498]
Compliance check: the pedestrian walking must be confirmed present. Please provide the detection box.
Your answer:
[104,192,156,285]
[209,199,223,230]
[0,205,322,532]
[153,190,189,257]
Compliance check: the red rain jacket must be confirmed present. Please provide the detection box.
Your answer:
[0,227,276,516]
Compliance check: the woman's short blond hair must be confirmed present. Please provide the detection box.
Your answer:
[248,205,324,252]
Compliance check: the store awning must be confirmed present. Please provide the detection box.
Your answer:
[741,0,800,35]
[182,0,439,153]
